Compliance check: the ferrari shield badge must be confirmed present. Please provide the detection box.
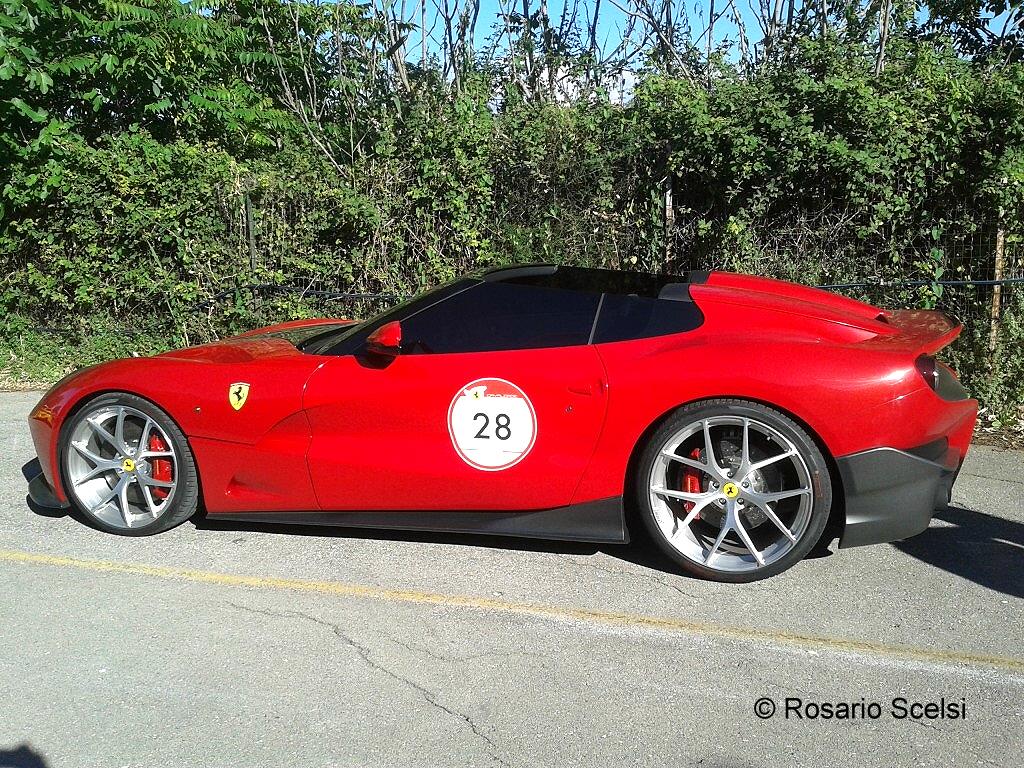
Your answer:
[229,382,250,411]
[448,378,537,471]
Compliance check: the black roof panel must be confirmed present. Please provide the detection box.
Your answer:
[482,264,705,299]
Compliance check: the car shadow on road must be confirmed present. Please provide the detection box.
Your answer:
[23,473,828,581]
[0,744,49,768]
[29,466,1019,594]
[193,513,703,576]
[24,496,67,519]
[892,505,1024,599]
[194,511,841,579]
[22,466,694,575]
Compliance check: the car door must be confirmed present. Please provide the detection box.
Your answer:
[302,281,608,511]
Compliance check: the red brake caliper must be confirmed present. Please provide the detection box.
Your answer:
[148,433,173,500]
[681,447,704,519]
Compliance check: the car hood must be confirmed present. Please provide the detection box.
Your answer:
[156,319,357,363]
[234,318,358,345]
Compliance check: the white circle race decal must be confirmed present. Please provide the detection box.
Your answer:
[448,378,537,471]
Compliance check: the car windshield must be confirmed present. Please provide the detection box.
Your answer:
[299,278,478,355]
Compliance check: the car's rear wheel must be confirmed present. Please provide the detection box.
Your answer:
[60,393,199,535]
[635,399,832,582]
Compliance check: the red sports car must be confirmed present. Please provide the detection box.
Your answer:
[26,265,977,581]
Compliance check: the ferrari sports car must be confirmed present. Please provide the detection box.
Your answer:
[26,265,976,581]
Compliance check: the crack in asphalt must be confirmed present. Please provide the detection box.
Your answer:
[903,716,941,732]
[962,743,1004,767]
[555,553,700,600]
[385,635,545,666]
[959,470,1024,487]
[229,602,509,767]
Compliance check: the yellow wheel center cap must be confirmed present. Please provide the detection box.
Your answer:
[722,482,740,499]
[121,458,136,473]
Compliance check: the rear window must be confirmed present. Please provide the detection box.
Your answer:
[593,293,703,343]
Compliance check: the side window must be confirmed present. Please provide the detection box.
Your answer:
[400,282,600,354]
[593,293,703,343]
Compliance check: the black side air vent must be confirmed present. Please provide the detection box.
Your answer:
[657,283,694,302]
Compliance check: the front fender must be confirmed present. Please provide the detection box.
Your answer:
[28,353,323,507]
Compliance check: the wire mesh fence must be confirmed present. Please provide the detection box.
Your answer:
[200,238,1023,356]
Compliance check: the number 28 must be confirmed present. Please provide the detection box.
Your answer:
[473,412,511,440]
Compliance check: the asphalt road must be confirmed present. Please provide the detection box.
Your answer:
[0,390,1021,768]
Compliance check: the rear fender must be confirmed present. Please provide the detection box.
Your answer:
[571,336,923,505]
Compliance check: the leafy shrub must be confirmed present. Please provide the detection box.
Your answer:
[0,2,1021,427]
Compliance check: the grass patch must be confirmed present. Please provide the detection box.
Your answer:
[0,324,174,391]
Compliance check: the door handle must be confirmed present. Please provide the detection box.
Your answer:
[568,380,603,396]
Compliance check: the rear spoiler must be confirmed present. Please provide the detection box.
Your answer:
[873,309,962,355]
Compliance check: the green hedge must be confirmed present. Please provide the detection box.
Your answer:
[1,10,1022,427]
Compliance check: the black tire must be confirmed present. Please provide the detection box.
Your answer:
[634,399,833,583]
[59,392,200,536]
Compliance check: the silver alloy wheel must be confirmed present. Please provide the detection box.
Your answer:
[65,404,178,530]
[647,416,814,573]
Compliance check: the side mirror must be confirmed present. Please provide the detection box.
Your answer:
[365,320,402,357]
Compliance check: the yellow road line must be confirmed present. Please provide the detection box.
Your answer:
[2,548,1022,675]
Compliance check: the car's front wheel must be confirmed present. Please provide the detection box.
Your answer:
[635,399,832,582]
[60,393,199,535]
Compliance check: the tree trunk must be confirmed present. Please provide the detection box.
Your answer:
[707,0,715,77]
[664,176,674,266]
[875,0,891,76]
[768,0,785,53]
[989,226,1006,352]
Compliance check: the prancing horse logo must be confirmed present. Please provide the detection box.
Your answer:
[229,382,250,411]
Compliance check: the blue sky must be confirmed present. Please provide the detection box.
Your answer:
[437,1,1016,60]
[463,0,760,54]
